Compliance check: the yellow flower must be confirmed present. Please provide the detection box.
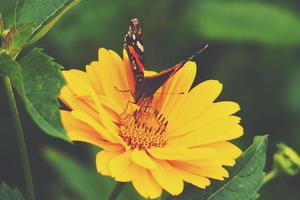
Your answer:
[59,48,243,199]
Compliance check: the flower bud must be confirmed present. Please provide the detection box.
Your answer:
[274,143,300,176]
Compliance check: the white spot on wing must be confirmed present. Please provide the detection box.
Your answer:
[137,41,144,52]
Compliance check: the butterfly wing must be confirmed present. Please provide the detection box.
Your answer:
[124,18,145,83]
[143,46,208,97]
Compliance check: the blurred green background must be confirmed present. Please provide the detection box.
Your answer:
[1,0,300,199]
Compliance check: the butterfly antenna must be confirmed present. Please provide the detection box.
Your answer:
[187,44,209,61]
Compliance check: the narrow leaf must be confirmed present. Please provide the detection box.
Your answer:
[15,0,80,44]
[165,135,268,200]
[45,148,142,200]
[0,182,25,200]
[186,1,300,46]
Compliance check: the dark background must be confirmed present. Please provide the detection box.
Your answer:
[1,0,300,199]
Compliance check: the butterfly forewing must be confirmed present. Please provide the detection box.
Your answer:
[124,18,205,104]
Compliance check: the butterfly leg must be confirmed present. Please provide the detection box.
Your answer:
[114,86,134,97]
[120,100,137,117]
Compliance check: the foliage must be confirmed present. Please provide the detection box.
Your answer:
[0,0,77,140]
[15,0,80,45]
[1,0,300,199]
[186,1,300,46]
[0,50,67,140]
[0,182,25,200]
[45,148,143,200]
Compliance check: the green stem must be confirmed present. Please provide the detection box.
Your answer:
[263,167,279,184]
[2,75,35,200]
[108,182,126,200]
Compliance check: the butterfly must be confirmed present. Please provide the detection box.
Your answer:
[123,18,207,105]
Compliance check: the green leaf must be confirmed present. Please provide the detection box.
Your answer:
[0,49,68,140]
[186,1,300,46]
[45,148,143,200]
[18,48,67,140]
[165,135,268,200]
[15,0,80,44]
[0,182,25,200]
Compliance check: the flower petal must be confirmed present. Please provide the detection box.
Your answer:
[150,160,184,196]
[109,150,139,182]
[168,116,243,147]
[148,146,217,160]
[122,49,135,93]
[86,61,104,95]
[167,80,223,132]
[96,48,132,110]
[158,61,196,118]
[96,150,120,176]
[174,167,210,189]
[132,168,162,199]
[68,130,124,151]
[204,142,242,166]
[168,101,240,137]
[71,110,118,143]
[59,87,99,120]
[61,110,122,150]
[131,149,157,169]
[85,85,119,131]
[172,160,229,180]
[62,69,90,96]
[60,110,95,132]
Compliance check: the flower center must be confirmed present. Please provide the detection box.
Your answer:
[119,105,168,150]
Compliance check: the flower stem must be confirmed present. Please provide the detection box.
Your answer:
[108,182,126,200]
[2,75,35,200]
[263,167,279,184]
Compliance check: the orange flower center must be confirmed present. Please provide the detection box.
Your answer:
[119,105,168,150]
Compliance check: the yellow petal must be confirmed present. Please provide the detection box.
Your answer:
[71,110,117,143]
[175,167,210,189]
[204,142,242,166]
[68,130,124,151]
[132,168,162,199]
[59,87,99,120]
[151,160,184,196]
[85,85,118,131]
[172,160,229,180]
[86,61,104,95]
[131,149,157,169]
[158,61,196,118]
[122,49,135,93]
[169,116,243,147]
[97,48,131,110]
[148,146,217,160]
[168,101,240,137]
[61,110,120,149]
[167,80,223,132]
[195,167,229,180]
[62,69,90,96]
[109,150,139,182]
[60,110,95,132]
[96,150,120,176]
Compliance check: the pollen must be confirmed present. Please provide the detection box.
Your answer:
[119,105,168,150]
